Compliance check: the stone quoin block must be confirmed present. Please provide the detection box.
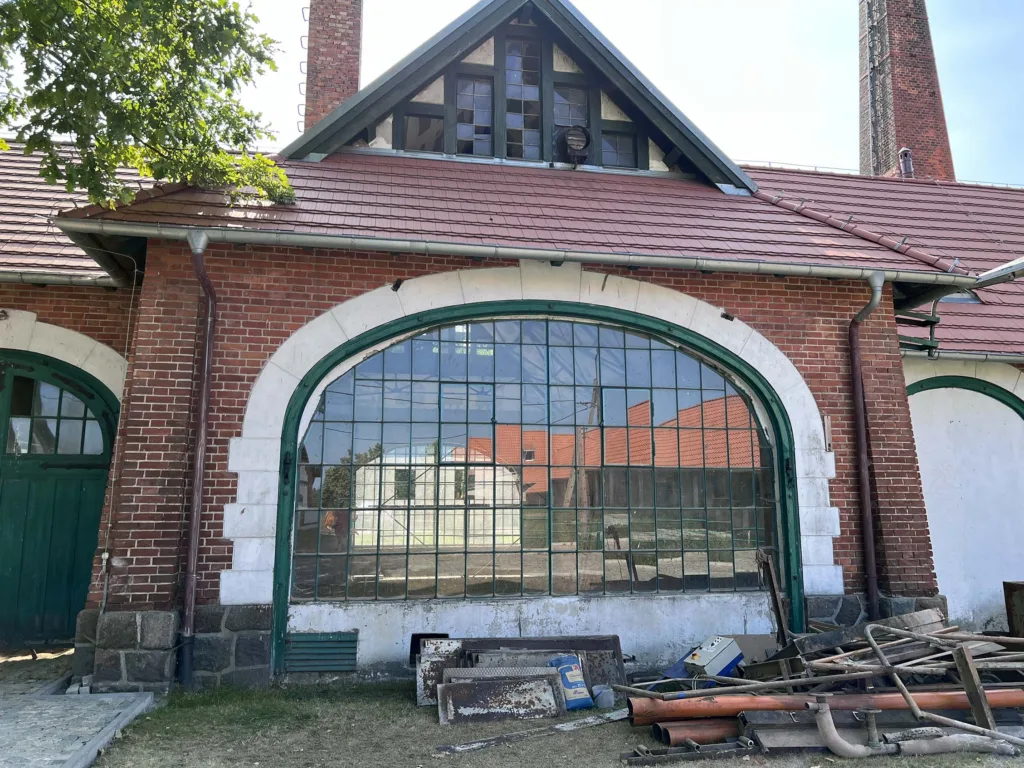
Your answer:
[194,604,227,635]
[92,650,123,683]
[140,611,179,650]
[224,605,273,632]
[95,612,138,650]
[193,635,233,673]
[125,650,174,683]
[75,608,100,644]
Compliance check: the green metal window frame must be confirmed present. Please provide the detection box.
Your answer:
[271,301,804,673]
[907,375,1024,422]
[0,350,120,471]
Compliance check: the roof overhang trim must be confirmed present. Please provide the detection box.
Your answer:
[54,218,979,289]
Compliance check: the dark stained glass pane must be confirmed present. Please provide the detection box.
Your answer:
[404,115,444,153]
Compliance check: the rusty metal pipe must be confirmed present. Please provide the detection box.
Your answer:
[850,271,885,619]
[627,688,1024,727]
[809,695,897,758]
[179,230,215,690]
[863,624,1024,748]
[653,720,739,746]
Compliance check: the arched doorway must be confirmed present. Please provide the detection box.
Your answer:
[908,374,1024,629]
[0,350,118,645]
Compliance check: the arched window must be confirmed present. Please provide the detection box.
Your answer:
[292,319,777,601]
[5,376,105,456]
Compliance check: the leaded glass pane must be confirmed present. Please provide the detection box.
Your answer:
[505,39,541,160]
[293,318,779,601]
[456,77,493,156]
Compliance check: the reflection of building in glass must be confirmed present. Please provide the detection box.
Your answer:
[292,319,777,601]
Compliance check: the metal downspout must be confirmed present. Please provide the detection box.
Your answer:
[180,230,215,689]
[850,271,885,620]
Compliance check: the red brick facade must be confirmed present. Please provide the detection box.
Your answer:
[84,241,936,611]
[859,0,955,181]
[304,0,363,129]
[0,283,134,355]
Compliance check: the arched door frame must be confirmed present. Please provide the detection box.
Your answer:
[269,300,803,671]
[907,375,1024,421]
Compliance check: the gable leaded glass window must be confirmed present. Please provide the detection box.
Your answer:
[603,132,637,168]
[456,77,493,156]
[553,86,588,162]
[292,318,778,602]
[505,39,542,160]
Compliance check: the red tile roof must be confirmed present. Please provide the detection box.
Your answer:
[0,145,108,280]
[746,166,1024,354]
[60,151,954,275]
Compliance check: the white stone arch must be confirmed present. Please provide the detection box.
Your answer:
[0,308,128,400]
[904,356,1024,397]
[222,262,841,605]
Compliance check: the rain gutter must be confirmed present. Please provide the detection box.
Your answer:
[902,350,1024,364]
[53,219,979,288]
[850,271,885,621]
[0,270,119,288]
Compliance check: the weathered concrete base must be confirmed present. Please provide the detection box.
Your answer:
[290,592,773,673]
[89,610,180,693]
[191,604,272,689]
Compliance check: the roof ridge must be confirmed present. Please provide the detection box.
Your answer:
[751,189,972,276]
[745,164,1024,194]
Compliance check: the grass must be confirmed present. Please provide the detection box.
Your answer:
[94,680,1022,768]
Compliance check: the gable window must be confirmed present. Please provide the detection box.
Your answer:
[505,39,541,160]
[553,86,589,162]
[603,133,637,169]
[404,115,444,153]
[456,77,494,156]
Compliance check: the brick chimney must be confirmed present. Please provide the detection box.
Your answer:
[304,0,363,130]
[859,0,955,181]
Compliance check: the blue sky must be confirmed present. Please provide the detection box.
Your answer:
[240,0,1024,185]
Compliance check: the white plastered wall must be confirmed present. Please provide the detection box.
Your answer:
[905,358,1024,629]
[0,308,128,401]
[222,263,842,663]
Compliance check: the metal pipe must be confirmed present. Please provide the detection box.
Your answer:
[179,230,216,690]
[902,349,1024,364]
[0,270,119,287]
[850,271,885,620]
[652,720,739,747]
[863,624,1024,747]
[808,695,1017,758]
[626,688,1024,727]
[615,670,887,701]
[809,696,897,758]
[53,217,980,288]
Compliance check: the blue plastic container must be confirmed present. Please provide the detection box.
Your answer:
[548,654,594,710]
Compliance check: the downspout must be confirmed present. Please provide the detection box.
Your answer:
[850,271,885,620]
[179,230,215,689]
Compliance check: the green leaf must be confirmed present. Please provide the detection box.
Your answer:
[0,0,294,205]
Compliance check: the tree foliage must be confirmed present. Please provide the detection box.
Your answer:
[0,0,294,205]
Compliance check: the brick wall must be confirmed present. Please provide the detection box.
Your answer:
[91,241,937,610]
[304,0,362,129]
[0,283,133,353]
[858,0,955,181]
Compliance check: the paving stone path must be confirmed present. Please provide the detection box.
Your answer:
[0,654,152,768]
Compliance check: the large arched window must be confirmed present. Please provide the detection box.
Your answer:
[291,318,777,601]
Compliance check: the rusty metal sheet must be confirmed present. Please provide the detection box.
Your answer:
[437,678,565,725]
[417,638,463,707]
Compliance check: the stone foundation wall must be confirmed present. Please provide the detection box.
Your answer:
[805,594,948,627]
[90,610,179,693]
[192,604,272,688]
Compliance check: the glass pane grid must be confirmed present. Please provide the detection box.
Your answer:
[602,132,637,169]
[456,77,493,157]
[505,40,541,160]
[5,377,101,456]
[293,319,778,602]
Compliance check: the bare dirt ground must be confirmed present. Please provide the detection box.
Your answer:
[93,680,1021,768]
[0,647,73,691]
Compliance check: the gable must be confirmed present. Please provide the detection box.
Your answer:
[283,0,755,192]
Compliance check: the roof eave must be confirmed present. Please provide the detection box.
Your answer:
[54,217,978,289]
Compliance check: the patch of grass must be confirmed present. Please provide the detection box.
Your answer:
[95,681,1022,768]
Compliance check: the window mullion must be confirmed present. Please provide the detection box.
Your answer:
[541,39,554,163]
[492,29,507,158]
[443,66,457,155]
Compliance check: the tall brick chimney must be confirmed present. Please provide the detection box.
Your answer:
[859,0,955,181]
[304,0,363,130]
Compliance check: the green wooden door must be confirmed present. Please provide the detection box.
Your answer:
[0,352,118,646]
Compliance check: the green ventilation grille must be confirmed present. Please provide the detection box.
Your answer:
[283,632,358,673]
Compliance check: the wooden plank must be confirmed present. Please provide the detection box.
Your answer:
[42,477,83,639]
[0,477,30,642]
[17,479,56,641]
[953,646,997,731]
[793,609,945,656]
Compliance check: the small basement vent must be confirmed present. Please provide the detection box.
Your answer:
[284,632,358,673]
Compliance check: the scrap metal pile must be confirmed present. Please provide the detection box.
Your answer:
[616,602,1024,764]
